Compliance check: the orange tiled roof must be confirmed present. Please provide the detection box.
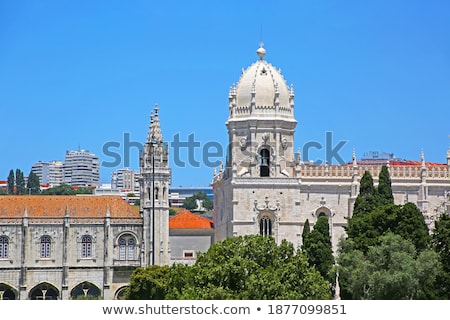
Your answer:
[169,210,213,229]
[0,195,140,218]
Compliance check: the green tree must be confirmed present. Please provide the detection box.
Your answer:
[182,235,331,299]
[129,235,332,300]
[432,213,450,298]
[353,171,377,216]
[26,171,40,195]
[7,169,14,195]
[302,216,335,284]
[41,184,76,195]
[75,187,94,194]
[182,192,213,211]
[376,165,394,205]
[395,202,431,252]
[126,265,170,300]
[302,219,311,245]
[15,169,26,195]
[338,232,441,300]
[346,202,430,254]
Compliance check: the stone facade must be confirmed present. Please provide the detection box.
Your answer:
[0,196,143,300]
[0,105,172,300]
[212,45,450,252]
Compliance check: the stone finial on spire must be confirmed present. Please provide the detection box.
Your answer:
[352,149,357,166]
[256,42,266,60]
[421,148,425,166]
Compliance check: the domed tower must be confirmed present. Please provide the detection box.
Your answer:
[212,45,301,243]
[226,44,297,178]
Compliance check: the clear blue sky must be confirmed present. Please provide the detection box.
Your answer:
[1,0,449,187]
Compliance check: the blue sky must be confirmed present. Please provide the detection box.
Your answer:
[1,0,449,188]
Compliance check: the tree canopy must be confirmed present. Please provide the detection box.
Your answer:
[337,232,441,300]
[182,192,213,211]
[126,235,332,300]
[26,171,41,195]
[302,216,335,284]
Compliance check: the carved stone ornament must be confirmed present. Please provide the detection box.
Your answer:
[254,197,280,214]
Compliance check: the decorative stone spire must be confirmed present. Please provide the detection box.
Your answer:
[147,104,163,143]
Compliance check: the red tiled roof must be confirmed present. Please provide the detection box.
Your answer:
[169,210,213,229]
[0,195,140,218]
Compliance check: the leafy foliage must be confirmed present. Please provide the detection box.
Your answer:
[127,235,332,300]
[353,171,377,216]
[26,171,41,195]
[302,219,310,244]
[41,184,76,195]
[182,192,213,211]
[125,266,170,300]
[7,169,14,195]
[302,216,335,284]
[376,165,394,205]
[338,233,441,300]
[15,169,26,195]
[432,213,450,299]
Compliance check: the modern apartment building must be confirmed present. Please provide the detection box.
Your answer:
[31,160,64,187]
[63,150,100,187]
[111,168,140,194]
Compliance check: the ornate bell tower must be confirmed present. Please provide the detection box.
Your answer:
[212,45,301,243]
[140,105,171,266]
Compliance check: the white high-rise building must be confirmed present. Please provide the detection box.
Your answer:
[111,168,140,194]
[31,160,64,187]
[63,150,100,187]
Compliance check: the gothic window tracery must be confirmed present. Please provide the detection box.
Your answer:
[259,216,273,236]
[40,235,51,258]
[81,235,93,258]
[0,236,9,259]
[118,235,136,261]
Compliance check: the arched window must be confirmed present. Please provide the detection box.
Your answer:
[155,187,159,200]
[40,236,51,258]
[81,235,92,258]
[259,216,273,236]
[260,148,270,177]
[118,235,136,261]
[0,236,9,259]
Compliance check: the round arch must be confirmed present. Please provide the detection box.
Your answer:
[315,206,332,218]
[115,286,128,300]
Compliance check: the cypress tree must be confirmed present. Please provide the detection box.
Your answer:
[302,216,335,283]
[302,219,311,245]
[353,170,377,216]
[15,169,26,195]
[377,165,394,205]
[7,169,14,195]
[27,171,41,195]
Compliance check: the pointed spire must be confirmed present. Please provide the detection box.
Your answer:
[147,104,163,143]
[352,148,357,167]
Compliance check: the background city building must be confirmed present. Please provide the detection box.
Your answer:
[63,150,100,188]
[31,160,64,188]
